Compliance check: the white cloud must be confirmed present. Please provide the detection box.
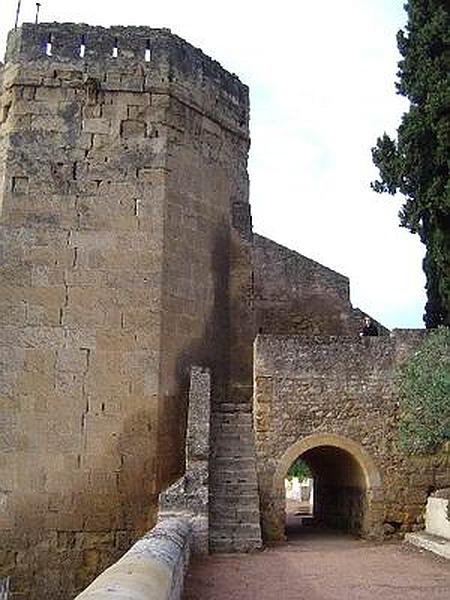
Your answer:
[0,0,425,328]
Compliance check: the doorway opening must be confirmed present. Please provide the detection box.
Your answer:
[284,458,314,524]
[284,445,368,538]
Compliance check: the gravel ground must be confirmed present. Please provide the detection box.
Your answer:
[184,526,450,600]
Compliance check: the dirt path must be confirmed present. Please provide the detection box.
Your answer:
[184,529,450,600]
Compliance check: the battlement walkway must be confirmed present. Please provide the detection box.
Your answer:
[184,530,450,600]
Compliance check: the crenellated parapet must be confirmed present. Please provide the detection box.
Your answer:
[3,23,249,132]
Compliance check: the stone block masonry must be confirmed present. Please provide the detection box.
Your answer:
[252,235,387,336]
[73,368,211,599]
[0,22,251,599]
[2,18,439,600]
[254,332,450,542]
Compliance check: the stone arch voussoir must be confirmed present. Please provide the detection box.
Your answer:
[274,432,382,492]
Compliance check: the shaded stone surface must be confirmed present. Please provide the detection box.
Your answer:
[159,367,211,554]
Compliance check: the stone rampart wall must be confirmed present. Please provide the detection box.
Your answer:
[253,235,355,335]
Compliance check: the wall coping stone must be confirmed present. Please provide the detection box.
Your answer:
[74,517,191,600]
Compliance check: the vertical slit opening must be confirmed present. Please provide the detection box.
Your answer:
[45,33,53,56]
[112,38,119,58]
[80,35,86,58]
[145,41,151,62]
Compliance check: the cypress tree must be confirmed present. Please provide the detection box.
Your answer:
[371,0,450,327]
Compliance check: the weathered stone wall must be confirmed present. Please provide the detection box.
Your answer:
[157,62,251,487]
[252,235,389,337]
[0,23,250,599]
[254,332,450,542]
[74,364,211,599]
[253,235,354,335]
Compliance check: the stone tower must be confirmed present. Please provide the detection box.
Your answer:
[0,23,258,598]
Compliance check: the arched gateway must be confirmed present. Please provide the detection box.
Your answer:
[273,433,383,539]
[249,335,432,544]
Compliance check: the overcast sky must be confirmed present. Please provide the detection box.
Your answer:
[0,1,426,329]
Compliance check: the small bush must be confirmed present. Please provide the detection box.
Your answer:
[287,459,311,481]
[397,327,450,454]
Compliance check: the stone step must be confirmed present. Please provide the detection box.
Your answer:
[210,523,261,535]
[212,465,255,475]
[210,479,258,490]
[213,435,255,446]
[210,511,261,525]
[212,413,253,424]
[213,424,254,435]
[210,495,260,508]
[211,467,256,477]
[211,478,258,492]
[212,443,254,451]
[211,423,253,432]
[213,450,255,459]
[210,470,256,482]
[211,483,258,506]
[210,484,260,496]
[209,536,262,553]
[405,532,450,559]
[213,433,254,440]
[209,402,262,554]
[212,455,256,473]
[212,432,254,440]
[212,403,253,414]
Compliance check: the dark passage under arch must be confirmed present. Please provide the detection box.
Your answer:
[286,445,367,537]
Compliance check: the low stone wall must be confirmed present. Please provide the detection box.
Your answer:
[405,488,450,559]
[426,489,450,540]
[74,518,191,600]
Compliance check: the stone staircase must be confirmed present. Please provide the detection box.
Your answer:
[209,402,263,552]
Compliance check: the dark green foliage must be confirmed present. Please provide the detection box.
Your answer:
[287,459,311,481]
[371,0,450,327]
[397,327,450,453]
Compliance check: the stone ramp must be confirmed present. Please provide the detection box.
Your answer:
[209,403,262,552]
